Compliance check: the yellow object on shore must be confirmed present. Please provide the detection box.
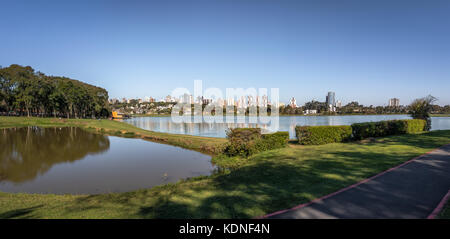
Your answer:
[112,111,124,119]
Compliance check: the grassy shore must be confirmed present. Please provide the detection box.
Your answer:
[130,114,172,117]
[439,202,450,219]
[0,117,449,218]
[0,116,226,154]
[431,114,450,117]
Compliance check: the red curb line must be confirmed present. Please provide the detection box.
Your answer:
[427,189,450,219]
[258,143,450,219]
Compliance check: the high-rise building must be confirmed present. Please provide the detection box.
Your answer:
[326,91,335,107]
[336,100,342,108]
[389,98,400,107]
[181,93,193,104]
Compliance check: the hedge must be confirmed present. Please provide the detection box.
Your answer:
[352,119,426,140]
[405,119,427,133]
[223,128,289,157]
[256,131,290,151]
[225,128,261,143]
[295,126,352,145]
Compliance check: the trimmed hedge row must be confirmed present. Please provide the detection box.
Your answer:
[296,119,427,145]
[223,128,289,157]
[351,119,426,140]
[295,126,352,145]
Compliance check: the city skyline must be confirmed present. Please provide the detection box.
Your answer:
[1,1,450,106]
[110,92,420,108]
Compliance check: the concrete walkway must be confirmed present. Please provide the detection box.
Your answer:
[267,144,450,219]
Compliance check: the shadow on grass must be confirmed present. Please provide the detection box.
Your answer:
[61,131,450,218]
[0,205,43,219]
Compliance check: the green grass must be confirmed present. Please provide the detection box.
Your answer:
[431,114,450,117]
[0,116,226,154]
[438,200,450,219]
[131,114,172,117]
[1,119,449,218]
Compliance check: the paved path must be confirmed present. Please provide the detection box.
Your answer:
[268,144,450,219]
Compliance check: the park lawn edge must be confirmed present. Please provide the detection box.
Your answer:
[0,116,226,155]
[1,116,450,218]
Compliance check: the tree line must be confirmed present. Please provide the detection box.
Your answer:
[279,99,450,115]
[0,64,109,118]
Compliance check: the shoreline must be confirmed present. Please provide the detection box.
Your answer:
[0,116,226,155]
[1,116,450,218]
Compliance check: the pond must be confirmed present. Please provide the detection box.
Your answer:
[125,115,450,139]
[0,127,214,194]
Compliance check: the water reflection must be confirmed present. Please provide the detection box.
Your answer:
[0,127,109,183]
[125,115,450,139]
[0,127,214,194]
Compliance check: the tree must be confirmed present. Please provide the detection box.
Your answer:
[0,64,110,118]
[408,95,437,131]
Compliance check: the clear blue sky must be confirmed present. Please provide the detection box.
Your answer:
[1,0,449,106]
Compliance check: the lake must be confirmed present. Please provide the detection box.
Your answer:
[125,115,450,139]
[0,127,214,194]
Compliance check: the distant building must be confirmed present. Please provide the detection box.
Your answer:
[165,95,175,103]
[202,97,212,105]
[109,98,119,104]
[389,98,400,107]
[260,95,268,107]
[289,97,297,108]
[181,93,193,104]
[304,109,317,115]
[226,97,235,107]
[336,100,342,108]
[326,92,335,107]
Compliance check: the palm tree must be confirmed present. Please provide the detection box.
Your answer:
[408,95,437,131]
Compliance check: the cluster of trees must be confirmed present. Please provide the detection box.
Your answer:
[110,101,175,115]
[281,99,450,115]
[0,64,109,118]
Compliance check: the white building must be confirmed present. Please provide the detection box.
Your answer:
[304,109,317,115]
[289,97,297,108]
[389,98,400,107]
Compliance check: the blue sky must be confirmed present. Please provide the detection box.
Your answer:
[1,0,449,106]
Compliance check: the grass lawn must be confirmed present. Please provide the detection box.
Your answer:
[0,116,226,154]
[1,117,449,218]
[431,114,450,117]
[438,200,450,219]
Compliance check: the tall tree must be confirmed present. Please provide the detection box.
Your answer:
[408,95,437,131]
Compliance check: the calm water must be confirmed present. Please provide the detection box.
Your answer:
[125,115,450,139]
[0,127,214,194]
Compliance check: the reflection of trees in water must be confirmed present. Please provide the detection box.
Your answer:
[0,127,110,183]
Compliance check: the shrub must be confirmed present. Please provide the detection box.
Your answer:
[123,132,136,138]
[255,131,290,151]
[295,126,352,145]
[405,119,427,133]
[352,119,426,140]
[223,128,262,157]
[226,128,261,143]
[408,95,436,131]
[222,128,289,157]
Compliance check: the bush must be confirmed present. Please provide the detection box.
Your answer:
[226,128,261,143]
[295,126,352,145]
[351,119,426,140]
[223,128,262,157]
[255,131,290,151]
[223,128,289,157]
[405,119,427,133]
